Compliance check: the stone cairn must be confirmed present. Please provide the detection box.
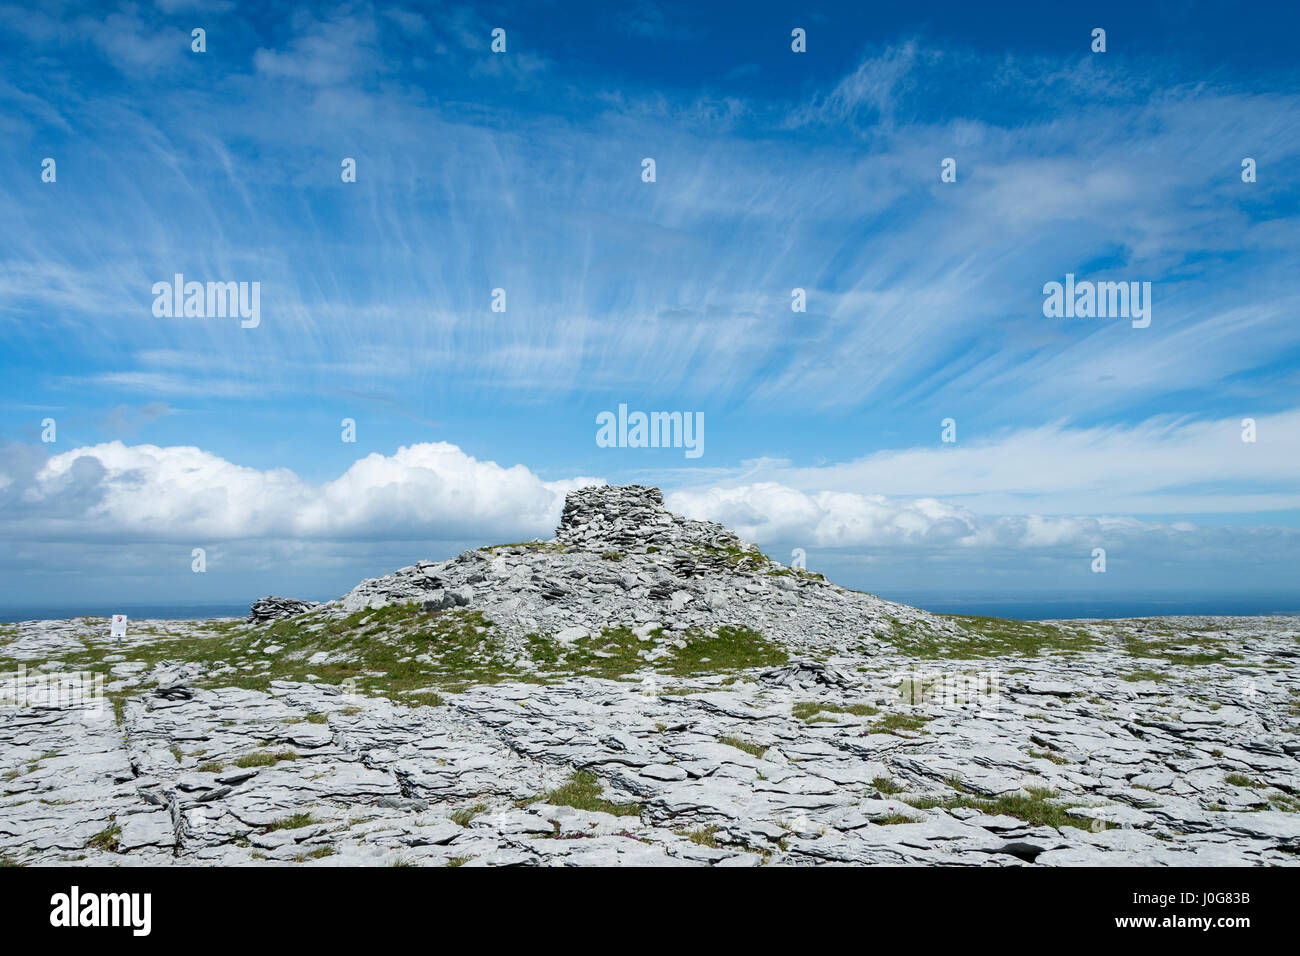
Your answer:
[247,596,320,624]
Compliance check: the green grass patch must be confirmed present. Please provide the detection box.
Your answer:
[478,540,569,555]
[401,691,446,708]
[866,713,933,735]
[520,771,643,817]
[902,787,1097,830]
[450,803,487,827]
[768,566,827,582]
[234,750,298,768]
[1027,748,1071,765]
[719,735,767,758]
[86,823,121,853]
[874,813,921,825]
[34,604,518,701]
[1121,631,1238,666]
[679,825,719,848]
[1225,773,1263,788]
[535,626,651,681]
[883,615,1098,659]
[792,701,879,722]
[663,626,788,676]
[264,813,317,833]
[527,623,787,682]
[687,542,773,573]
[10,601,792,706]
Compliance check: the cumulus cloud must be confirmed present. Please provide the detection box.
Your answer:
[5,441,601,544]
[3,430,1296,565]
[667,482,1165,552]
[1,436,1297,604]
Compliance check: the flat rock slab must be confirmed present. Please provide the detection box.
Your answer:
[1,610,1298,867]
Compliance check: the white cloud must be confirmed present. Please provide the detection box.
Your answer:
[5,417,1297,560]
[72,8,188,75]
[793,42,929,131]
[701,410,1300,516]
[253,12,382,86]
[1,436,1296,603]
[5,36,1298,422]
[665,482,1150,551]
[12,441,601,543]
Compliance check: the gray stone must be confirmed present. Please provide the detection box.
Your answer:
[1,486,1296,868]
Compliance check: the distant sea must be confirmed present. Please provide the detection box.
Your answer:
[877,591,1300,621]
[0,604,253,624]
[2,593,1298,624]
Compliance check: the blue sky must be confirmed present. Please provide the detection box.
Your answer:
[1,1,1298,611]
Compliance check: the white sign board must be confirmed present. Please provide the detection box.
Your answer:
[110,614,127,638]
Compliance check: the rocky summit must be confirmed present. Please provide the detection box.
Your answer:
[332,482,948,654]
[1,484,1297,867]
